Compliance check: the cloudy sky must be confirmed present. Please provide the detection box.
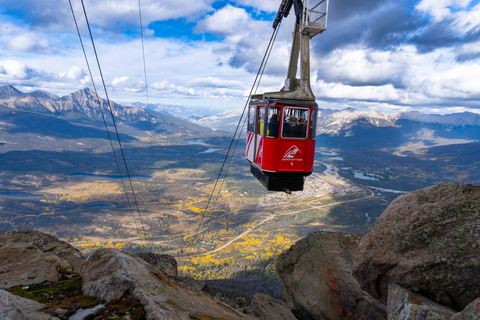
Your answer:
[1,0,480,114]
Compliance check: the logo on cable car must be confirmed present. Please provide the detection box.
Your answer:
[282,145,302,161]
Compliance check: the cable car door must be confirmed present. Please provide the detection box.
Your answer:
[279,107,309,171]
[246,106,256,163]
[246,106,265,166]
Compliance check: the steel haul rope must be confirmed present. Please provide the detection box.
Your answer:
[209,22,282,238]
[192,22,282,244]
[137,0,155,169]
[68,0,140,235]
[69,0,152,251]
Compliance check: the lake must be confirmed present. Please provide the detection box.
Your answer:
[199,148,223,154]
[187,139,223,153]
[1,193,43,198]
[353,172,382,181]
[86,204,112,208]
[186,139,211,147]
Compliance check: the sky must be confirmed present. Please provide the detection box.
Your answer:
[1,0,480,114]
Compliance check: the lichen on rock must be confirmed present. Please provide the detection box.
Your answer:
[277,231,387,320]
[353,182,480,311]
[82,248,255,320]
[0,229,85,290]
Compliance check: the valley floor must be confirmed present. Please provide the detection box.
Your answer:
[1,131,479,300]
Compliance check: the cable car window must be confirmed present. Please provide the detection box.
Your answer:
[266,107,281,138]
[256,107,265,135]
[310,109,318,140]
[248,106,255,133]
[282,108,309,139]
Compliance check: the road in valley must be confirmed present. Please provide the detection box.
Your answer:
[207,187,375,254]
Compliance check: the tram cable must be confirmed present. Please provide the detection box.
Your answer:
[205,22,281,240]
[79,0,152,251]
[192,23,282,244]
[212,21,281,207]
[137,0,155,167]
[67,0,139,234]
[70,0,152,251]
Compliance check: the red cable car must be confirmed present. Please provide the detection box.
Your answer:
[245,0,328,192]
[246,99,318,192]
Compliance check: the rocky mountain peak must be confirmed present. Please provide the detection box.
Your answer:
[29,90,59,100]
[0,85,24,99]
[396,110,480,127]
[61,87,99,102]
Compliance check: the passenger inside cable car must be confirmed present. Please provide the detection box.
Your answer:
[268,114,279,138]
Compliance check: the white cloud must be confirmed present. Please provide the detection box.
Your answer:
[201,87,245,99]
[0,22,22,35]
[315,80,401,102]
[187,77,244,88]
[0,60,29,79]
[0,60,92,94]
[451,2,480,35]
[455,40,480,58]
[0,0,215,31]
[312,43,480,108]
[4,34,51,53]
[416,0,471,21]
[151,80,196,96]
[80,0,215,27]
[194,5,252,37]
[60,66,85,81]
[112,76,129,86]
[316,47,415,86]
[408,63,480,99]
[234,0,279,12]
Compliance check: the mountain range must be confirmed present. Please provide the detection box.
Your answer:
[122,101,223,122]
[314,108,480,150]
[191,105,480,151]
[317,108,480,134]
[1,85,479,152]
[0,85,150,124]
[0,85,211,137]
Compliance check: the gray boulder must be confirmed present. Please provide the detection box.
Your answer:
[134,252,177,278]
[0,290,59,320]
[451,297,480,320]
[82,248,255,320]
[247,293,297,320]
[353,183,480,311]
[0,229,84,289]
[387,283,456,319]
[277,231,387,320]
[69,304,105,320]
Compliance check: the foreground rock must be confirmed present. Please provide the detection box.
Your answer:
[246,293,297,320]
[82,248,255,320]
[135,252,177,278]
[452,298,480,319]
[0,229,85,289]
[69,304,105,320]
[277,231,387,320]
[0,289,58,320]
[387,283,456,319]
[353,183,480,310]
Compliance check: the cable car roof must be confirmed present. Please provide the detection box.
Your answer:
[249,98,319,108]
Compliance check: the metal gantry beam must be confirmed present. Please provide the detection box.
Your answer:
[252,0,329,102]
